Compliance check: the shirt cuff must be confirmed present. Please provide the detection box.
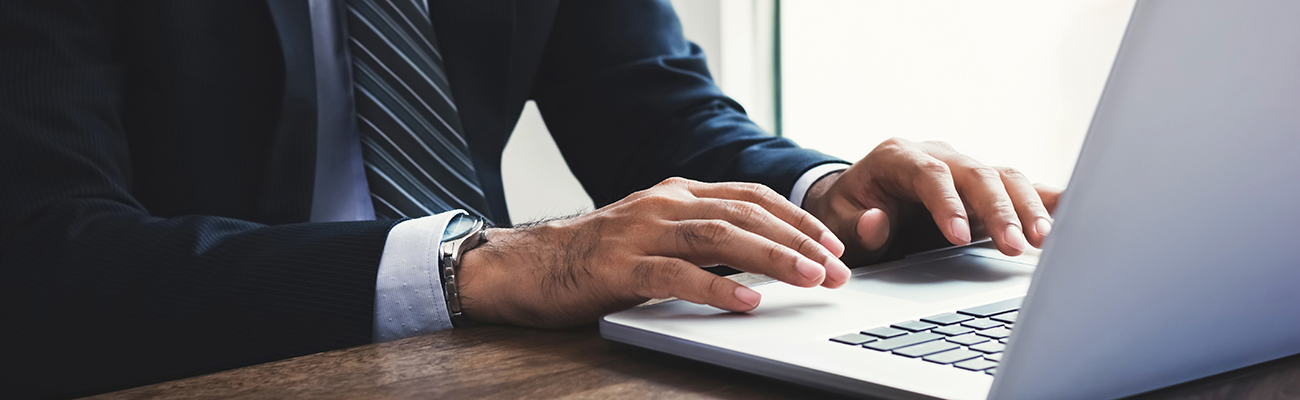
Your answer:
[373,210,464,342]
[789,163,852,208]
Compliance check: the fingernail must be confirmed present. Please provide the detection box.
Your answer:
[950,217,972,244]
[734,286,761,307]
[797,258,824,281]
[1005,225,1027,253]
[819,247,849,272]
[820,231,845,258]
[823,255,848,273]
[824,257,851,288]
[859,208,890,250]
[1035,217,1053,237]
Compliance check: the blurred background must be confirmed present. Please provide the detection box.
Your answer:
[501,0,1136,225]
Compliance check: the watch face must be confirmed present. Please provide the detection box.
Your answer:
[442,214,481,241]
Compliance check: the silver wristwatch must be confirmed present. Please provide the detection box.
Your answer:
[438,213,487,327]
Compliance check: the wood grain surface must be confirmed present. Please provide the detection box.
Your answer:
[93,273,1300,400]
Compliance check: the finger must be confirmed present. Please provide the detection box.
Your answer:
[656,219,826,288]
[996,166,1052,248]
[810,207,888,288]
[681,180,845,258]
[856,208,890,252]
[891,150,972,246]
[814,208,887,288]
[680,198,850,288]
[1034,183,1062,215]
[936,154,1028,256]
[628,256,759,312]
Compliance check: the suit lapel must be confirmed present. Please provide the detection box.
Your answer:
[509,0,561,108]
[263,0,319,223]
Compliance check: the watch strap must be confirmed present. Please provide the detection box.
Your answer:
[440,229,486,328]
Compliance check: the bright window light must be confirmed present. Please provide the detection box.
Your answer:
[780,0,1135,187]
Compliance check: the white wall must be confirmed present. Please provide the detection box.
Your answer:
[500,103,593,225]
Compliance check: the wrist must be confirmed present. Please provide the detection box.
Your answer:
[456,227,522,325]
[802,170,845,220]
[455,219,600,328]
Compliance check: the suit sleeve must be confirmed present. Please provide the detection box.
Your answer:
[531,0,845,207]
[0,3,391,397]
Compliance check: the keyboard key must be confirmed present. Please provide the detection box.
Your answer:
[947,334,990,346]
[864,332,943,351]
[985,353,1003,362]
[961,319,1003,330]
[957,297,1023,318]
[999,338,1008,344]
[991,311,1018,324]
[920,312,974,326]
[892,320,938,332]
[861,326,908,338]
[893,340,960,358]
[923,348,983,364]
[970,341,1006,353]
[932,325,976,336]
[955,358,999,371]
[830,333,878,345]
[976,327,1012,339]
[986,368,998,375]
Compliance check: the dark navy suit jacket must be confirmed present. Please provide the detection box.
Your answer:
[0,0,840,397]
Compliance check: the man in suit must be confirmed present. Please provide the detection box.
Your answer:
[0,0,1060,397]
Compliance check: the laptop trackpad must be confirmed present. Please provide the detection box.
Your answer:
[844,254,1034,303]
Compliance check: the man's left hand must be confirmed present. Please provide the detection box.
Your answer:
[802,138,1063,265]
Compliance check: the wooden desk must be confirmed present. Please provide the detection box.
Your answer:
[95,274,1300,399]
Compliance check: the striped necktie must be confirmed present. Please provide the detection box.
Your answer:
[346,0,493,223]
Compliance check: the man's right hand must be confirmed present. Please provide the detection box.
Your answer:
[456,177,851,328]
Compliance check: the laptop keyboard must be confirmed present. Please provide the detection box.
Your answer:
[829,297,1022,375]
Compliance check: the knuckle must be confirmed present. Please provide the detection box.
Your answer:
[915,159,952,176]
[795,210,813,232]
[704,276,729,297]
[991,199,1019,217]
[874,137,908,154]
[766,242,787,265]
[997,166,1028,181]
[739,182,777,200]
[660,177,690,187]
[791,235,820,258]
[659,262,688,284]
[631,261,657,285]
[728,201,765,224]
[678,220,733,249]
[1024,199,1047,213]
[630,261,672,297]
[970,165,1002,181]
[698,220,733,242]
[999,198,1018,212]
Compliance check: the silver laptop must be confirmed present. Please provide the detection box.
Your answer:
[601,1,1300,399]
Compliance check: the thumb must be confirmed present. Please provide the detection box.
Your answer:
[855,208,891,251]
